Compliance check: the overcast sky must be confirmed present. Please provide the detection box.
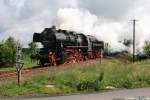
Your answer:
[0,0,150,49]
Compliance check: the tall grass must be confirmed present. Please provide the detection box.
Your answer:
[22,54,37,68]
[0,59,150,96]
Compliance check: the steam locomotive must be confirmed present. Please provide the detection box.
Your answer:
[32,26,104,66]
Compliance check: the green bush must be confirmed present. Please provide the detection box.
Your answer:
[50,67,104,92]
[76,73,103,91]
[0,37,18,67]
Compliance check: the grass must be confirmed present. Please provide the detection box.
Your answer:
[0,59,150,96]
[0,54,37,71]
[22,54,38,68]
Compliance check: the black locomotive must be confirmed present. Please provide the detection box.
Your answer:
[32,26,104,66]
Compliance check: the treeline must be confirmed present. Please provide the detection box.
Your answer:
[0,36,37,67]
[0,36,150,67]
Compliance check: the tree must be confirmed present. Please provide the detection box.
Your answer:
[28,42,37,55]
[0,37,18,67]
[143,41,150,56]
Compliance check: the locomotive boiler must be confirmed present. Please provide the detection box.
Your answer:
[32,26,104,66]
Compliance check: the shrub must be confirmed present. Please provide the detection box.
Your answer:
[0,37,18,67]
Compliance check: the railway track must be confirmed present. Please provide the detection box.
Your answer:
[0,67,49,79]
[0,58,103,79]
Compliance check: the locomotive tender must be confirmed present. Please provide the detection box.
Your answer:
[33,26,104,66]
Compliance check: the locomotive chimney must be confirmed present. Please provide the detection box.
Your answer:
[52,25,56,30]
[51,25,56,33]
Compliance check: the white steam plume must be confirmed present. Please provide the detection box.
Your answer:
[55,8,128,52]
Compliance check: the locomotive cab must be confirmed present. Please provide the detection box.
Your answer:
[86,35,104,59]
[76,33,88,46]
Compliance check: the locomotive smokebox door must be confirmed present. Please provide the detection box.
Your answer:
[33,33,41,42]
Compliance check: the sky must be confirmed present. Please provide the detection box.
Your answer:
[0,0,150,51]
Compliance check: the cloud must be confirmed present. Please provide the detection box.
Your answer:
[0,0,150,52]
[0,0,59,46]
[78,0,138,21]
